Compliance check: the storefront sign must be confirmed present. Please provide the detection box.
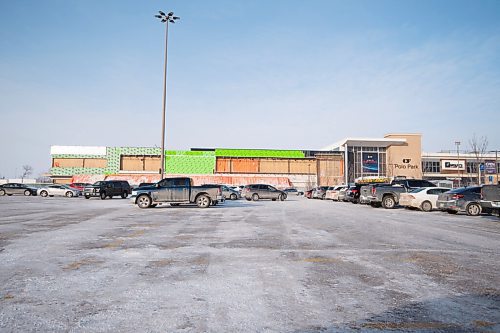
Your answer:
[441,159,465,171]
[355,176,391,184]
[393,158,419,170]
[485,160,496,174]
[362,152,379,173]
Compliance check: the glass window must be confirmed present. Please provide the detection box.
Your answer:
[422,161,440,173]
[158,179,174,187]
[467,162,477,174]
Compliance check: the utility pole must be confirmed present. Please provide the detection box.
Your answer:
[455,141,461,187]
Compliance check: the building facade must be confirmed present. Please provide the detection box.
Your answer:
[49,134,499,188]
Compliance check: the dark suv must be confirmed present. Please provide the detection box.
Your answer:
[84,180,131,200]
[242,184,287,201]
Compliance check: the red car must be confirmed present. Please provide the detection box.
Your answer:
[69,183,91,191]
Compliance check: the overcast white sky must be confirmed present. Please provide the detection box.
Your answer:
[1,0,499,178]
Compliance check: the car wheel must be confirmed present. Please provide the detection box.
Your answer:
[137,194,152,208]
[230,193,237,200]
[24,190,31,196]
[0,189,5,196]
[40,190,48,197]
[196,194,210,208]
[121,191,128,199]
[252,193,259,201]
[246,198,252,201]
[100,192,106,200]
[447,209,458,214]
[421,201,432,212]
[65,191,73,198]
[321,194,326,200]
[278,194,285,201]
[382,195,396,209]
[466,203,481,216]
[84,195,90,199]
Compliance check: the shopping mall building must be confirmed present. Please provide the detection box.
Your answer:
[49,133,499,189]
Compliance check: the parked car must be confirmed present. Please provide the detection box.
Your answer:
[345,184,362,204]
[436,186,484,216]
[368,179,437,209]
[325,185,347,201]
[359,184,390,204]
[203,184,240,200]
[480,184,500,216]
[312,186,330,200]
[0,183,38,196]
[242,184,287,201]
[399,187,450,212]
[284,188,303,196]
[38,184,80,198]
[132,177,224,208]
[69,183,91,191]
[83,180,131,200]
[338,187,349,202]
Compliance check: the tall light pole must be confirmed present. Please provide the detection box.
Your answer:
[455,141,461,187]
[155,11,180,179]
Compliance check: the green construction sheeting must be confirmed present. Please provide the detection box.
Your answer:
[51,167,105,176]
[166,150,215,156]
[165,155,215,174]
[215,149,305,158]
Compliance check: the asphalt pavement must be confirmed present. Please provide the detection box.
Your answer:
[0,195,499,332]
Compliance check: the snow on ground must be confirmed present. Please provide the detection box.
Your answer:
[0,195,499,332]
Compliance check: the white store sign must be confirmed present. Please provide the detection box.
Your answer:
[441,159,466,171]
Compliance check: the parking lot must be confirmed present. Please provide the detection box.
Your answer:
[0,196,499,332]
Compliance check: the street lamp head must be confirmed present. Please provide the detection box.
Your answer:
[168,12,174,16]
[169,20,175,23]
[155,14,162,18]
[159,10,166,16]
[172,16,180,20]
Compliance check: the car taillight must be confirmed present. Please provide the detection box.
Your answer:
[452,194,464,199]
[352,189,358,193]
[372,188,376,195]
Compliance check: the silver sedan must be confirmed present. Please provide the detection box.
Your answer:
[37,184,80,198]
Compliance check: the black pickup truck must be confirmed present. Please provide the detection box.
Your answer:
[131,177,224,208]
[367,179,436,209]
[480,184,500,216]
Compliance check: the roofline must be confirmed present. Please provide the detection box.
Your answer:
[321,137,407,151]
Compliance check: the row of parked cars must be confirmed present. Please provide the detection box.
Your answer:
[0,180,300,208]
[306,179,500,217]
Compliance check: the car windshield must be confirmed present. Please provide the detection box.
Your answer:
[409,188,426,193]
[93,181,103,186]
